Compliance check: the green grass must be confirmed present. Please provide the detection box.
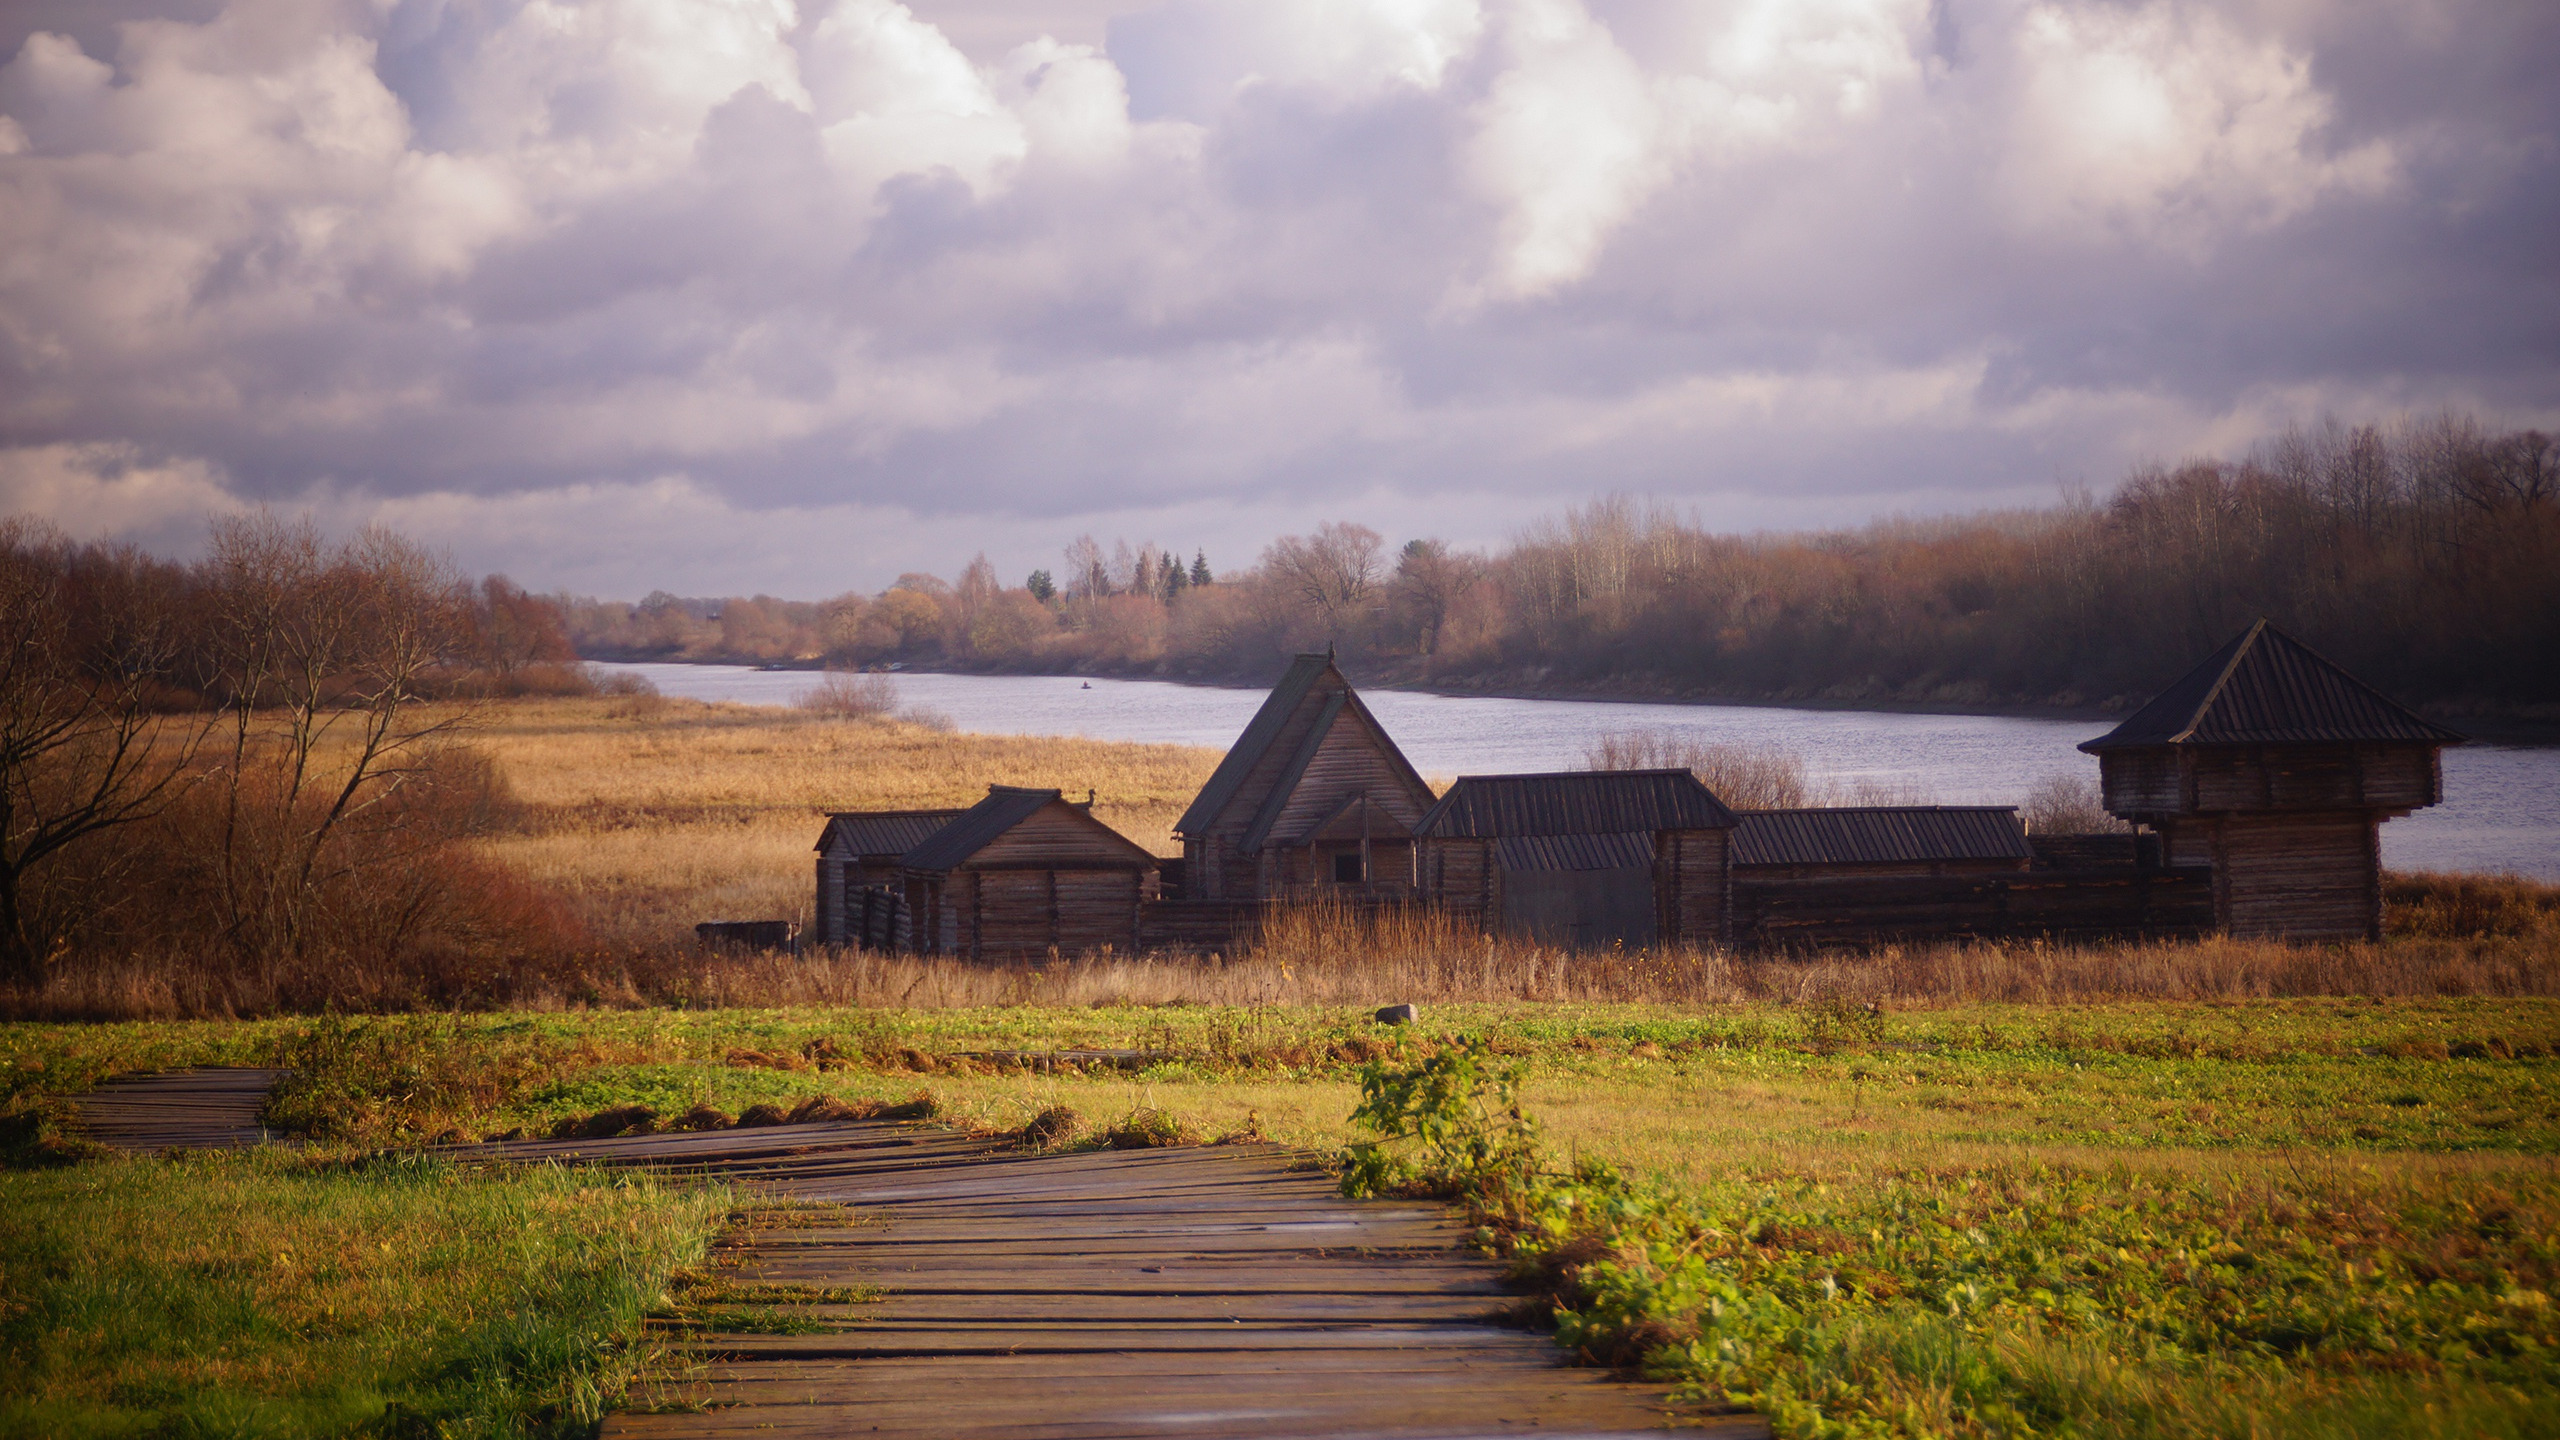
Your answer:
[1346,1038,2560,1440]
[0,1150,728,1439]
[4,997,2557,1438]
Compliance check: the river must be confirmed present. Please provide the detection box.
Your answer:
[595,663,2559,881]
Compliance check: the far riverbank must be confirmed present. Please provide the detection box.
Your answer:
[592,663,2560,881]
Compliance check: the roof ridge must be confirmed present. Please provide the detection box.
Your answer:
[1239,690,1346,853]
[2168,616,2269,743]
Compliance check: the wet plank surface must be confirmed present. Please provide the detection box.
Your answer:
[563,1122,1763,1439]
[63,1075,1761,1436]
[67,1067,289,1151]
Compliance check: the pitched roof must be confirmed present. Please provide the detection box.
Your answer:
[1732,807,2031,868]
[2079,620,2466,752]
[1496,831,1657,872]
[1175,654,1330,836]
[1416,769,1738,838]
[900,786,1157,871]
[1175,654,1432,839]
[1238,690,1348,852]
[816,809,967,857]
[901,787,1061,871]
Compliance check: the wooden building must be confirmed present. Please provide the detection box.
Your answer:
[812,808,963,949]
[895,786,1162,961]
[2079,620,2463,940]
[1731,806,2032,881]
[1171,654,1438,899]
[1414,769,1738,948]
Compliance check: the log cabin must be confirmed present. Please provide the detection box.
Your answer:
[1171,653,1438,900]
[812,808,964,949]
[1730,806,2032,881]
[1414,769,1738,948]
[2079,620,2464,941]
[805,787,1162,960]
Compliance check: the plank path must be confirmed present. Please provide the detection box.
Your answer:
[67,1066,291,1151]
[460,1121,1765,1439]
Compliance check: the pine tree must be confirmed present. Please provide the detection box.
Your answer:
[1190,550,1212,587]
[1026,569,1055,603]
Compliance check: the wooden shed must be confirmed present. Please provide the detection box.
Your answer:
[813,808,964,949]
[1732,807,2033,881]
[1172,654,1437,900]
[2079,620,2464,940]
[1414,769,1738,948]
[898,786,1161,961]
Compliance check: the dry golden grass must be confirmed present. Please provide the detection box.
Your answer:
[444,696,1220,945]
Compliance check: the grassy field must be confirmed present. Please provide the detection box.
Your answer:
[456,695,1220,947]
[4,996,2557,1436]
[0,1148,728,1440]
[5,696,2557,1436]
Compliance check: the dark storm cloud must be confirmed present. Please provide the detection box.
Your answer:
[0,0,2553,597]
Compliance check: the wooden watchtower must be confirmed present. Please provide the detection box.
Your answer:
[2078,620,2463,941]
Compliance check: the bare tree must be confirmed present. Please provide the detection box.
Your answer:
[196,515,471,969]
[1391,538,1487,657]
[0,521,209,983]
[1263,522,1384,644]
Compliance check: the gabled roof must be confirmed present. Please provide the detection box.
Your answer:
[1496,831,1657,872]
[1416,769,1738,838]
[1732,807,2031,868]
[816,809,966,857]
[1175,654,1432,838]
[1239,690,1347,852]
[2080,620,2465,752]
[901,785,1157,871]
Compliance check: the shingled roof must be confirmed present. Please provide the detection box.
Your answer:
[2080,620,2465,752]
[816,809,966,858]
[1732,807,2031,868]
[1175,654,1431,840]
[1416,769,1738,839]
[896,786,1153,872]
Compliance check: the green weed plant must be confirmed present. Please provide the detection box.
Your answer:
[1340,1038,2560,1440]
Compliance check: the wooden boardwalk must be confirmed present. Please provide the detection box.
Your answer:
[67,1066,290,1151]
[458,1122,1759,1438]
[66,1071,1762,1436]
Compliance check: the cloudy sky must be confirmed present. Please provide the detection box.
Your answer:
[1,0,2554,598]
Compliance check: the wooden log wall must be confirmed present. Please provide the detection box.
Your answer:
[1732,867,2214,949]
[814,855,844,944]
[941,868,1149,962]
[1657,828,1731,945]
[2210,812,2382,941]
[1137,899,1269,953]
[2101,744,2440,820]
[1416,838,1502,928]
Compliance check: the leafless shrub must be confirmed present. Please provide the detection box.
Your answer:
[2022,773,2126,834]
[794,670,899,721]
[1585,730,1937,809]
[1586,731,1812,808]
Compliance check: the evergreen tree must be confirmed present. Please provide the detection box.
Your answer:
[1189,550,1213,587]
[1026,569,1055,603]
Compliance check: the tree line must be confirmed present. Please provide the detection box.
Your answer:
[563,411,2557,715]
[0,514,580,995]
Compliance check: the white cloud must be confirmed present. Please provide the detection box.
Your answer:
[2001,0,2398,244]
[0,0,2546,595]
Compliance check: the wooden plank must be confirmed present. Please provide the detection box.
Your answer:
[690,1323,1557,1358]
[68,1068,290,1152]
[676,1294,1511,1323]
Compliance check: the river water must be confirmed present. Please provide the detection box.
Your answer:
[598,663,2559,880]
